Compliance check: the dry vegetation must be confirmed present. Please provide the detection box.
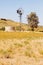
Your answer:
[0,31,43,65]
[0,19,28,31]
[0,19,43,31]
[0,18,43,65]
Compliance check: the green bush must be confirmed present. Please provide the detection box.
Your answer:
[0,27,5,31]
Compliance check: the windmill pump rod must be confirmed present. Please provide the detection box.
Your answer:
[19,14,22,31]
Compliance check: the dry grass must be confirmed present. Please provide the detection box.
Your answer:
[0,31,43,39]
[0,19,43,31]
[0,31,43,65]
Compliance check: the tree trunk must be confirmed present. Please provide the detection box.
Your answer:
[31,28,34,31]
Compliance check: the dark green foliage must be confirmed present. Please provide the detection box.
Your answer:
[0,27,5,31]
[27,12,39,31]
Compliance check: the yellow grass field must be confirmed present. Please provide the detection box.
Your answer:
[0,31,43,39]
[0,31,43,65]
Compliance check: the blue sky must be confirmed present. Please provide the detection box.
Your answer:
[0,0,43,25]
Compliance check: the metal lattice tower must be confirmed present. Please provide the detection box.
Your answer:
[17,8,23,31]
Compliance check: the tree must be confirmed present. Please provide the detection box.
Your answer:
[27,12,39,31]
